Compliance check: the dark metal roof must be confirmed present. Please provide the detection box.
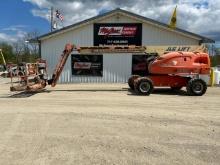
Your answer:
[38,8,214,43]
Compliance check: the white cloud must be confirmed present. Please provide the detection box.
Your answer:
[23,0,220,42]
[31,9,51,21]
[68,1,83,10]
[0,33,17,43]
[23,0,50,8]
[3,25,28,31]
[0,25,27,44]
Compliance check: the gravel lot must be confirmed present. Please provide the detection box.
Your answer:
[0,77,219,165]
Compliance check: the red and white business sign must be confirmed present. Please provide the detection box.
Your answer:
[98,26,137,36]
[74,62,91,69]
[94,23,142,46]
[71,55,103,76]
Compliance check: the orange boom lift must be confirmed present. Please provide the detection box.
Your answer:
[10,43,211,96]
[128,51,210,96]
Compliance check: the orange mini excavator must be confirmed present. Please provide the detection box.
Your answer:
[10,43,211,96]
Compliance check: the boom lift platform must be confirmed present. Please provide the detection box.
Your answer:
[9,44,210,96]
[10,59,47,92]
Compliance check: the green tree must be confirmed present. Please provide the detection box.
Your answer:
[210,47,220,67]
[13,30,40,63]
[210,55,220,67]
[0,42,16,64]
[215,48,220,56]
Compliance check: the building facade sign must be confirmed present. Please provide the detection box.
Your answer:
[94,23,142,46]
[71,55,103,76]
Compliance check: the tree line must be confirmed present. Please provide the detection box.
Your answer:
[0,31,40,65]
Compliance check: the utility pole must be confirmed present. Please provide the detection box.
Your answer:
[50,7,53,32]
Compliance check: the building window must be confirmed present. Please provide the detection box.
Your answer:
[132,54,158,76]
[71,54,103,76]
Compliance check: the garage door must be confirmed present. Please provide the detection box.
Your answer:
[103,53,132,83]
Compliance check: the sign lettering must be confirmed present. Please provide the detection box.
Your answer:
[166,46,191,52]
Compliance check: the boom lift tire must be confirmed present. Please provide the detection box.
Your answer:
[186,79,207,96]
[128,75,140,90]
[134,77,154,95]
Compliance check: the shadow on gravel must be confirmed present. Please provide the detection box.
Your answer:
[48,88,188,96]
[128,88,188,96]
[9,92,38,98]
[48,89,128,92]
[1,88,188,98]
[0,90,49,98]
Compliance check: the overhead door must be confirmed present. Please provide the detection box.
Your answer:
[103,53,132,83]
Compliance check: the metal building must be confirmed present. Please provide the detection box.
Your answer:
[37,8,214,83]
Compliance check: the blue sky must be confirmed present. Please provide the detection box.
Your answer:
[0,0,49,42]
[0,0,219,47]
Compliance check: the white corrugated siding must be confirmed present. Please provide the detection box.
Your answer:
[41,13,200,83]
[63,54,132,83]
[142,23,198,45]
[41,24,94,82]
